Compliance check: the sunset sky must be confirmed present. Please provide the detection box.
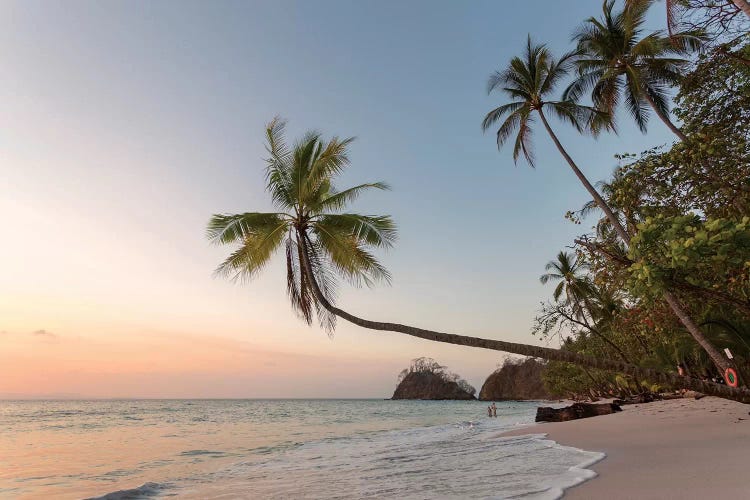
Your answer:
[0,0,673,398]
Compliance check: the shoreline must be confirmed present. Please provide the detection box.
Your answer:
[500,397,750,498]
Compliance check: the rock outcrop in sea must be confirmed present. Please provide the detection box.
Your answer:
[392,357,476,400]
[479,358,556,401]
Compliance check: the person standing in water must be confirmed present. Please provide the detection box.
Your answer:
[491,402,497,417]
[487,406,492,418]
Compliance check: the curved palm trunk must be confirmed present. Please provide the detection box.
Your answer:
[663,291,731,373]
[537,108,734,381]
[297,229,750,403]
[536,110,631,243]
[641,91,689,142]
[732,0,750,17]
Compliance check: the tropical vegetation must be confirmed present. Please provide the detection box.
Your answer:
[537,35,750,399]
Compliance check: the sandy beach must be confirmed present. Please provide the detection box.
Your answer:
[503,397,750,499]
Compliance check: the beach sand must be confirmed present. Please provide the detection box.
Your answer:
[502,397,750,499]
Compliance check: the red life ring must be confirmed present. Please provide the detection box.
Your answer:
[725,368,739,388]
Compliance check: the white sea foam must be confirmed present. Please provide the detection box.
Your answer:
[180,419,603,499]
[503,434,606,499]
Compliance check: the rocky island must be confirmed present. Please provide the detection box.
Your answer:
[479,358,556,401]
[392,357,476,400]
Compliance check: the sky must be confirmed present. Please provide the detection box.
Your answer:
[0,0,675,398]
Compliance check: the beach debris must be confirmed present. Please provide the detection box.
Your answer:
[535,402,622,422]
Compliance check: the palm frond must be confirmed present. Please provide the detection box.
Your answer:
[623,67,650,132]
[481,101,525,132]
[546,101,585,133]
[563,69,603,102]
[207,212,288,245]
[590,70,622,116]
[540,48,578,95]
[286,234,312,325]
[314,213,397,249]
[512,110,535,166]
[212,217,288,282]
[553,281,565,302]
[316,182,391,212]
[303,235,338,333]
[265,117,295,208]
[313,224,392,287]
[305,136,356,203]
[643,81,673,121]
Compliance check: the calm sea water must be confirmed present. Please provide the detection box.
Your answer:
[0,399,603,499]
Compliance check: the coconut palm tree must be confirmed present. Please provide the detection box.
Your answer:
[481,37,625,242]
[565,0,702,141]
[208,117,750,402]
[540,251,592,305]
[207,117,395,333]
[482,38,736,385]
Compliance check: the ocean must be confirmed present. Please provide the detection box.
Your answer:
[0,399,603,499]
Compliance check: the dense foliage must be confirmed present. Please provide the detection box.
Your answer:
[538,39,750,399]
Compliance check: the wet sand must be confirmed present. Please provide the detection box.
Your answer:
[502,397,750,499]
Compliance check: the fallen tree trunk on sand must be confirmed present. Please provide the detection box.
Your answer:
[536,403,622,422]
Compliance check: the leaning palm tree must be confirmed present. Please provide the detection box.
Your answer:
[208,117,750,402]
[565,0,702,141]
[482,37,625,242]
[482,37,630,241]
[208,117,395,334]
[482,39,736,385]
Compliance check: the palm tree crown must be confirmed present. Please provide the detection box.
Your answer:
[207,117,396,332]
[565,0,701,137]
[482,37,608,166]
[540,251,592,305]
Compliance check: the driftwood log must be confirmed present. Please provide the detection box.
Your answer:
[535,402,622,422]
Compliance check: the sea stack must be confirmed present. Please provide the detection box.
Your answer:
[391,357,476,400]
[479,358,555,401]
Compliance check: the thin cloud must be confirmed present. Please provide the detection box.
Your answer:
[32,329,57,338]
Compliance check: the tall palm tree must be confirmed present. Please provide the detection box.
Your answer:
[208,117,750,402]
[565,0,702,141]
[481,37,625,242]
[483,38,736,384]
